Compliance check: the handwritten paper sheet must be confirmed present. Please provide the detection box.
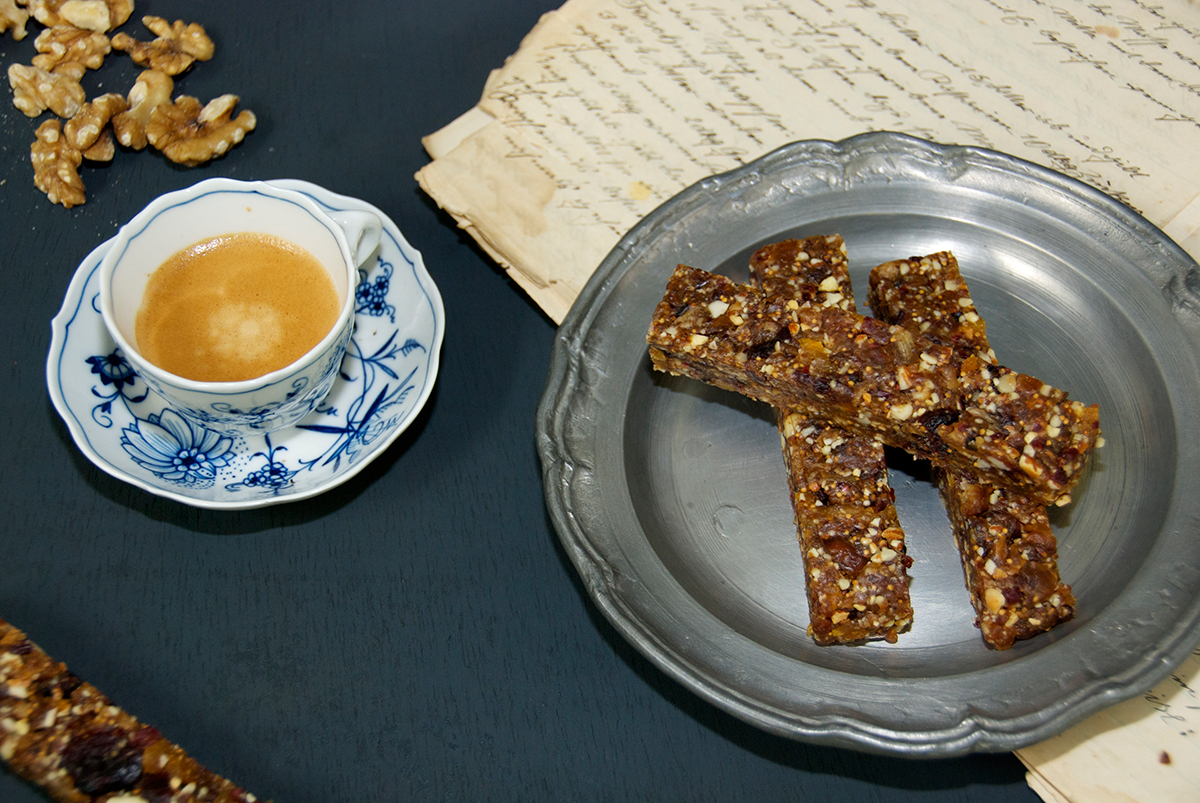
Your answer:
[417,2,1200,800]
[418,0,1200,323]
[1017,648,1200,803]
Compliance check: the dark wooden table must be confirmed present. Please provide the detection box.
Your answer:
[0,2,1041,800]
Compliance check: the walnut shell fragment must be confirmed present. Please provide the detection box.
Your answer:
[8,62,85,118]
[28,0,132,32]
[0,0,30,40]
[31,119,85,207]
[64,91,127,152]
[112,16,214,75]
[111,68,172,150]
[146,94,256,166]
[31,24,111,72]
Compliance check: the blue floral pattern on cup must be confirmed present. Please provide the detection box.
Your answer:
[86,350,148,426]
[48,180,443,509]
[356,258,395,322]
[76,252,421,496]
[121,408,234,486]
[299,326,425,472]
[225,435,297,492]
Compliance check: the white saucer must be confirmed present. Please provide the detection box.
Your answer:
[47,179,444,509]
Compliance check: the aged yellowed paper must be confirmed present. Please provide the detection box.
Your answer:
[1017,649,1200,803]
[418,0,1200,323]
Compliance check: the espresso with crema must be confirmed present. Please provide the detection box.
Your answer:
[135,233,341,383]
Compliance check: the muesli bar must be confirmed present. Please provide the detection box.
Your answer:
[645,265,1100,506]
[0,616,261,803]
[749,236,913,644]
[869,253,1076,648]
[866,251,997,367]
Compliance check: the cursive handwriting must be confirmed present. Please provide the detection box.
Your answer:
[471,0,1200,237]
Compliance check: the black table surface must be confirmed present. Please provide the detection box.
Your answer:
[0,2,1043,801]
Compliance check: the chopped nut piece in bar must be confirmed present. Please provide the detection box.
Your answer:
[0,616,263,803]
[869,252,1077,648]
[645,265,1100,505]
[112,16,215,75]
[751,236,914,644]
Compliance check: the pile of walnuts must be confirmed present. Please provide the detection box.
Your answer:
[3,0,256,208]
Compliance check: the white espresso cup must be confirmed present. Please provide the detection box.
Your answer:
[99,178,382,435]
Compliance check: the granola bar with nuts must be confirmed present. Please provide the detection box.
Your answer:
[748,237,913,644]
[645,265,1100,506]
[0,616,263,803]
[868,252,1076,648]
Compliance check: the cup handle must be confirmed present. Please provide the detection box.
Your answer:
[328,210,383,267]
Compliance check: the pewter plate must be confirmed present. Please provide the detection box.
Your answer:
[535,133,1200,756]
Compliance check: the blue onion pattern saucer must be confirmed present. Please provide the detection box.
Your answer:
[47,179,444,509]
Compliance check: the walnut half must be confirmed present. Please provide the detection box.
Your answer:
[31,119,85,208]
[111,69,173,150]
[28,0,132,32]
[64,92,127,153]
[31,25,111,72]
[146,94,256,167]
[0,0,30,40]
[8,62,86,118]
[112,16,214,76]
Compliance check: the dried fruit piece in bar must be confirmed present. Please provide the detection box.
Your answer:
[0,616,264,803]
[868,252,1076,648]
[645,265,1100,505]
[750,236,913,644]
